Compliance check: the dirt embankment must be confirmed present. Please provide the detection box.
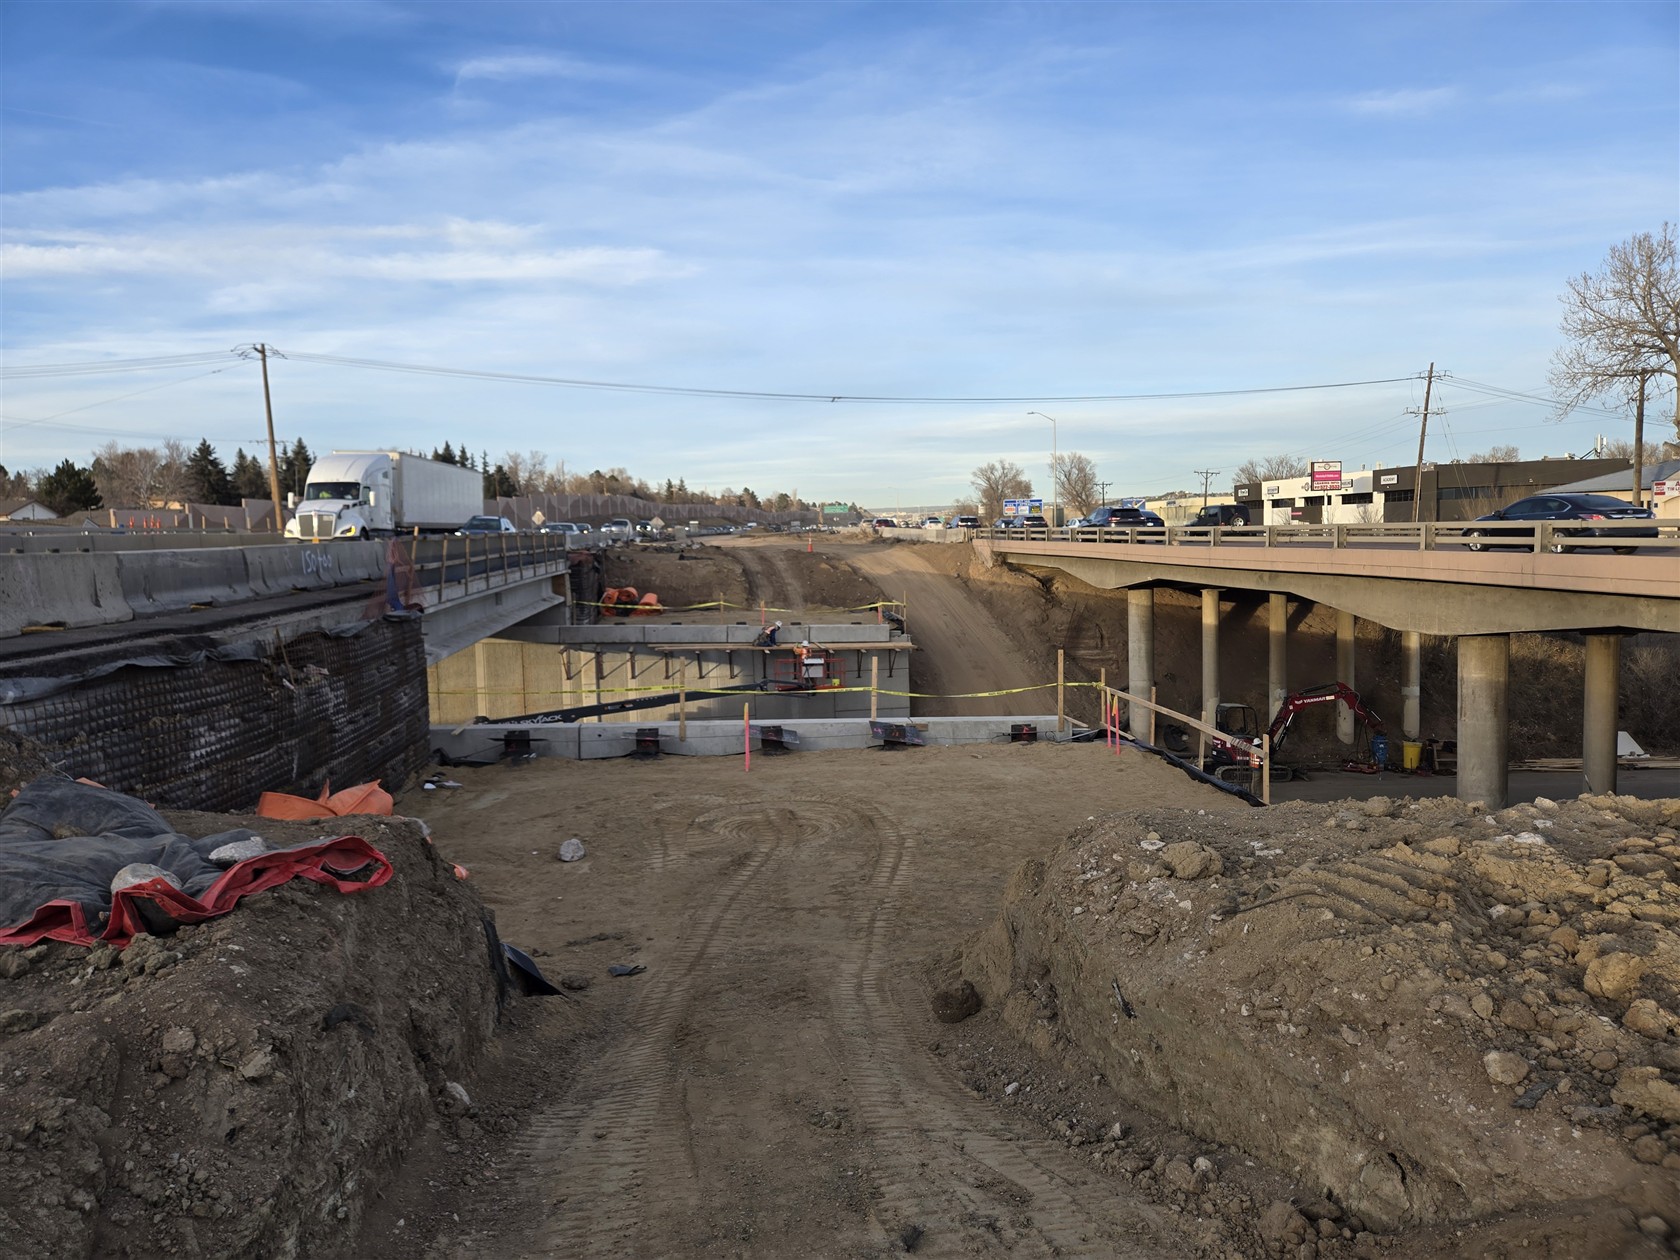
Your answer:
[961,791,1680,1252]
[0,813,517,1260]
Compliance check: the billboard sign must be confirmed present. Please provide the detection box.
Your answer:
[1002,497,1044,516]
[1310,460,1343,491]
[1119,496,1147,510]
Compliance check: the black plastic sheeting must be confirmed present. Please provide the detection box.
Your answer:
[0,618,431,812]
[0,778,392,947]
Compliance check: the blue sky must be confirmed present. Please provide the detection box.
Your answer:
[2,1,1675,509]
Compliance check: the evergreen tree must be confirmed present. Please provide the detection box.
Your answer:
[483,463,517,497]
[230,448,269,499]
[459,446,475,471]
[37,460,102,515]
[186,439,233,504]
[435,442,457,465]
[285,438,313,496]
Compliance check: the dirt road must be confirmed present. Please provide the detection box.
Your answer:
[365,745,1248,1259]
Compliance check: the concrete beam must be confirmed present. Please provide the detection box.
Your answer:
[1127,587,1154,739]
[1268,592,1287,722]
[1582,634,1621,795]
[1336,610,1356,744]
[421,577,568,664]
[1458,635,1510,809]
[990,544,1680,635]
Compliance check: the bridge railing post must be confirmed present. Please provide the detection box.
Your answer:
[1332,525,1346,549]
[1420,522,1434,551]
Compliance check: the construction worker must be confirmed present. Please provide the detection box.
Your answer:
[754,621,782,647]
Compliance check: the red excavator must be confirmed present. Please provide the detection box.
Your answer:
[1205,682,1385,781]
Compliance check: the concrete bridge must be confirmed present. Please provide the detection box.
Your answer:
[982,522,1680,809]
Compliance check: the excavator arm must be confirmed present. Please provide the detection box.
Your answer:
[1266,683,1384,756]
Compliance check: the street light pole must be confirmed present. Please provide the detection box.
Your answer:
[1027,411,1057,525]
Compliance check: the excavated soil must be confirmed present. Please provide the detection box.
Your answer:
[3,533,1677,1259]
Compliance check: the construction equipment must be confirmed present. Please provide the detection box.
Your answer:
[1205,683,1386,781]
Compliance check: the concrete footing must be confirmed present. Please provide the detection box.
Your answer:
[433,716,1070,762]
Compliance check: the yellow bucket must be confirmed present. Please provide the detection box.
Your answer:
[1401,741,1422,771]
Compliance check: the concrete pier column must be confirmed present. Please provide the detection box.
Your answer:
[1583,634,1622,796]
[1201,588,1221,731]
[1458,634,1510,809]
[1268,593,1288,721]
[1126,587,1155,738]
[1336,609,1356,744]
[1401,630,1422,741]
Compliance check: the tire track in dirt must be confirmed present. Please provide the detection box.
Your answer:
[508,806,793,1259]
[835,800,1183,1258]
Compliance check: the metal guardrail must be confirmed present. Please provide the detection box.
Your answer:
[400,532,572,600]
[982,519,1680,554]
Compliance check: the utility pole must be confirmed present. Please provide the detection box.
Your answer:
[239,344,288,534]
[1193,469,1220,509]
[1408,363,1438,524]
[1096,479,1110,508]
[1633,369,1650,508]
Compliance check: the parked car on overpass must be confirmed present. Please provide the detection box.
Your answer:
[1077,505,1165,529]
[1463,493,1657,553]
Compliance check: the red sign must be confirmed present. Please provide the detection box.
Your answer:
[1310,460,1342,490]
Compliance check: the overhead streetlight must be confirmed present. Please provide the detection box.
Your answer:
[1027,411,1058,526]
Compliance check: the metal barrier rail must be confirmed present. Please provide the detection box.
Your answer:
[401,532,572,600]
[984,519,1680,554]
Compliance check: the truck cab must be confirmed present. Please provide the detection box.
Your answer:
[285,453,394,540]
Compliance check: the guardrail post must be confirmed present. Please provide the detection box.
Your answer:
[1265,526,1276,547]
[1332,525,1346,549]
[1419,523,1433,551]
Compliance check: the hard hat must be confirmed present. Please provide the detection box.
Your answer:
[775,621,782,627]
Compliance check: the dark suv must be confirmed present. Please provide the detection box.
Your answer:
[1080,505,1164,529]
[1464,493,1656,553]
[1191,503,1252,527]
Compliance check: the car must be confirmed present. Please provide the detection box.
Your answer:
[1007,513,1049,529]
[951,515,981,529]
[598,517,636,541]
[1080,505,1165,529]
[922,516,944,527]
[1190,503,1252,527]
[456,514,517,535]
[871,517,896,528]
[1464,493,1657,554]
[539,520,590,538]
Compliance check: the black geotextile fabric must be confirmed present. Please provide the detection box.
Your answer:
[0,778,392,947]
[0,617,430,812]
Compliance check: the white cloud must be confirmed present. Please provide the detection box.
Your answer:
[1345,86,1458,116]
[453,52,644,87]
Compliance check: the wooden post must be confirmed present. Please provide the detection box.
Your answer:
[1262,732,1272,805]
[1099,668,1107,749]
[743,701,751,772]
[1148,685,1157,746]
[870,656,879,720]
[1057,649,1065,735]
[678,662,688,742]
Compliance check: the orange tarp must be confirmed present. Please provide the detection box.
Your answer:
[255,781,393,821]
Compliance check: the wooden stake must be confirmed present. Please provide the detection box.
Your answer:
[743,701,751,772]
[679,662,688,742]
[1057,649,1065,734]
[870,656,879,720]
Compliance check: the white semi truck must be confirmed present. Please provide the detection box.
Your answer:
[283,451,484,540]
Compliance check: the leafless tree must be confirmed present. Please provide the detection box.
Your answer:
[1550,223,1680,445]
[1233,454,1308,484]
[1053,452,1100,517]
[1464,445,1521,464]
[1599,437,1676,463]
[970,459,1032,521]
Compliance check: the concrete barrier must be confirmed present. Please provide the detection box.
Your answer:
[0,553,134,638]
[115,548,254,615]
[326,541,386,583]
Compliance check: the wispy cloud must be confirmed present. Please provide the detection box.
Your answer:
[1345,86,1459,116]
[453,52,645,87]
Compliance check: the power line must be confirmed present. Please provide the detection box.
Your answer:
[0,351,235,380]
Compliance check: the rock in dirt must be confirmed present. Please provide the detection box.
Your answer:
[1585,952,1646,1002]
[1159,841,1222,880]
[1259,1200,1311,1250]
[1483,1051,1529,1086]
[931,979,982,1024]
[1623,999,1674,1040]
[558,837,587,862]
[559,973,592,991]
[1613,1068,1680,1124]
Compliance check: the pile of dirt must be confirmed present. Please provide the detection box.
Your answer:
[0,809,515,1259]
[960,790,1680,1248]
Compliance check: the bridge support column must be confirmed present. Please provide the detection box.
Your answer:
[1583,633,1621,796]
[1336,610,1356,744]
[1268,593,1288,721]
[1401,631,1422,741]
[1201,588,1221,732]
[1127,587,1154,738]
[1458,634,1509,809]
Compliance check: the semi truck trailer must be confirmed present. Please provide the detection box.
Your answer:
[284,451,483,540]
